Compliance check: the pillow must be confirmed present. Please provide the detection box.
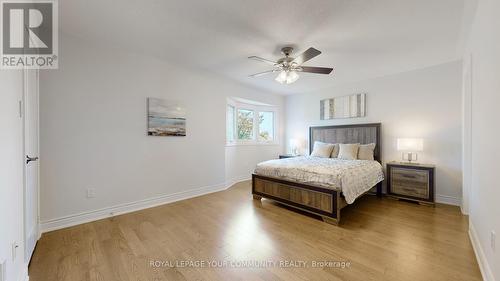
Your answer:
[358,143,376,160]
[338,143,360,160]
[310,141,335,158]
[330,144,340,158]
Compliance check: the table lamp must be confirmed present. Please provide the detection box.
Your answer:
[397,138,423,163]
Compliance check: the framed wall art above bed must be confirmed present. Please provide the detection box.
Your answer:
[320,93,366,120]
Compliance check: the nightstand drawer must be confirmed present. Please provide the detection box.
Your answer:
[392,182,429,199]
[391,168,429,183]
[392,178,428,190]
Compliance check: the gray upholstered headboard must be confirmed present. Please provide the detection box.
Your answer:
[309,123,382,163]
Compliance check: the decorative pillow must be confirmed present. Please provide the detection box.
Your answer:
[338,143,360,160]
[310,141,335,158]
[358,143,376,160]
[330,144,340,158]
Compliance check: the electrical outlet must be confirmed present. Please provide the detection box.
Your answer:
[491,231,496,251]
[86,188,96,198]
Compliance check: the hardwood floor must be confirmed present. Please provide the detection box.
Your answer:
[29,181,482,281]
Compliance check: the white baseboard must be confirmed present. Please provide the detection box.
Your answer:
[435,194,461,206]
[41,181,232,233]
[469,221,495,281]
[19,266,29,281]
[225,175,251,189]
[460,204,469,215]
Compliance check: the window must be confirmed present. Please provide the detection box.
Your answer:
[237,109,254,140]
[258,111,274,141]
[226,99,278,145]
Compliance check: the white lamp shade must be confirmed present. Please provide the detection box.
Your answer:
[275,71,287,84]
[397,138,423,152]
[286,71,299,84]
[275,71,299,84]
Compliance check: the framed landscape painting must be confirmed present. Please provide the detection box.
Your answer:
[147,97,186,136]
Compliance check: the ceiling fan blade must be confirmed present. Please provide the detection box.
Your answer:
[292,47,321,65]
[248,56,277,65]
[300,66,333,74]
[249,70,277,77]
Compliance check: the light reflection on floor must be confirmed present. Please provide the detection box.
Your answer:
[222,204,274,260]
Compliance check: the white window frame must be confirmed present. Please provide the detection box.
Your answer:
[226,104,236,143]
[226,99,279,146]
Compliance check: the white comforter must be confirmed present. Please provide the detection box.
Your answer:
[254,156,384,204]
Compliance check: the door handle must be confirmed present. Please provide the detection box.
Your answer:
[26,155,39,164]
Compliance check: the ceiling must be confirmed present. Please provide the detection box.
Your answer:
[60,0,466,95]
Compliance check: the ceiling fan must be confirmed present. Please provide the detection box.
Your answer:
[248,47,333,84]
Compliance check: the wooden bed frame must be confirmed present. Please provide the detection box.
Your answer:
[252,123,383,225]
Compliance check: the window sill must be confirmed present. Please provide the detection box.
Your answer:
[225,142,280,147]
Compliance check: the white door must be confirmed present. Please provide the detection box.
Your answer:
[23,68,40,263]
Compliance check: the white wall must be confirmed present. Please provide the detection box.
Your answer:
[465,0,500,279]
[0,70,27,281]
[39,34,284,229]
[225,144,283,184]
[285,61,463,204]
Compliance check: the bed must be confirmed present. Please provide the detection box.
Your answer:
[252,123,384,225]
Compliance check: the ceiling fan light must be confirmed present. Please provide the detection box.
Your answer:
[275,71,287,84]
[286,71,299,84]
[249,47,331,83]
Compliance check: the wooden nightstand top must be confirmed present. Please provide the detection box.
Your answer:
[279,154,300,159]
[387,161,435,169]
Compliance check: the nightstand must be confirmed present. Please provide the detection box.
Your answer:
[279,154,299,159]
[386,162,435,204]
